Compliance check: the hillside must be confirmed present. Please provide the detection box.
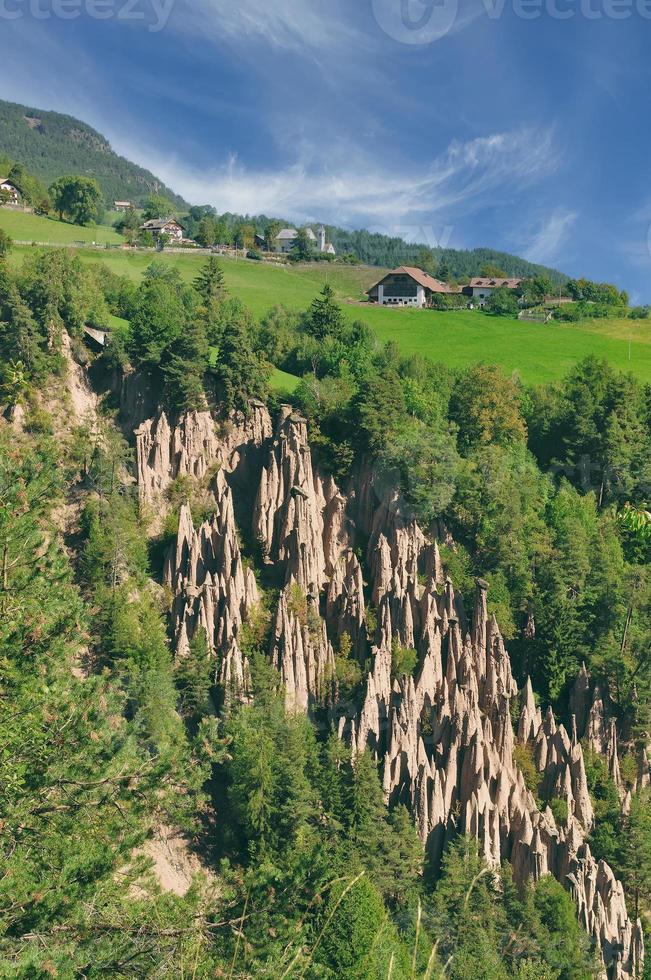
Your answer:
[217,209,568,280]
[0,99,566,279]
[0,99,187,207]
[4,236,648,385]
[328,231,568,282]
[0,244,649,977]
[0,209,123,245]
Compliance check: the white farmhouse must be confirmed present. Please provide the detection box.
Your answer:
[463,277,523,306]
[367,266,459,308]
[0,179,20,205]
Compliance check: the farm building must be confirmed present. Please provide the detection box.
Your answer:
[114,200,134,212]
[140,217,184,241]
[463,277,523,306]
[0,179,20,204]
[367,267,459,308]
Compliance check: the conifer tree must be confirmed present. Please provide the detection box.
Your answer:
[304,282,345,340]
[193,255,227,307]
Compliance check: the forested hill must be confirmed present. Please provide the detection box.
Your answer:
[329,233,567,282]
[212,211,567,281]
[0,99,187,208]
[1,97,565,278]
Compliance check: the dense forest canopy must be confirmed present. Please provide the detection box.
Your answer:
[0,237,649,977]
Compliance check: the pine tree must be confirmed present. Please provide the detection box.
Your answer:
[304,283,345,340]
[162,316,208,412]
[619,790,651,920]
[209,306,269,411]
[193,256,227,307]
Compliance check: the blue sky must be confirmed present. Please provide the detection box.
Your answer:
[0,0,650,298]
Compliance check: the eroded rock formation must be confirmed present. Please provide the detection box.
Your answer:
[136,402,272,503]
[135,403,644,978]
[252,406,349,590]
[164,469,259,704]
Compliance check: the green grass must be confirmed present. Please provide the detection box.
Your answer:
[270,367,301,395]
[9,244,376,317]
[356,306,651,383]
[4,224,650,385]
[0,208,123,245]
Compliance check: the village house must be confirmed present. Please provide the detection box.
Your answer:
[274,225,336,255]
[114,200,134,212]
[367,266,459,308]
[0,179,20,205]
[462,276,523,306]
[140,217,185,242]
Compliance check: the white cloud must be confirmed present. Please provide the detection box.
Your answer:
[142,127,558,232]
[523,208,577,264]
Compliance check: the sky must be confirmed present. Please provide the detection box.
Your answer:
[0,0,650,299]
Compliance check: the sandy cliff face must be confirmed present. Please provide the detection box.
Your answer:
[135,403,645,979]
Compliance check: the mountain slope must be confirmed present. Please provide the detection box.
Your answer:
[0,98,567,279]
[0,99,187,207]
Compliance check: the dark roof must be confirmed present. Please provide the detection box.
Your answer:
[140,217,184,230]
[367,266,460,294]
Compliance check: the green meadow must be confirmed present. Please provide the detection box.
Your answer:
[3,209,650,387]
[0,208,124,245]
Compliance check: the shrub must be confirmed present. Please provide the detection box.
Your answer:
[391,637,417,679]
[548,797,568,826]
[514,742,542,798]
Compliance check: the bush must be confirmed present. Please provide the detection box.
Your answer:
[335,632,363,699]
[391,637,417,679]
[548,797,568,826]
[514,742,542,798]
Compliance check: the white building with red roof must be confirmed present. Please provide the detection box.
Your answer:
[463,276,523,306]
[367,266,459,308]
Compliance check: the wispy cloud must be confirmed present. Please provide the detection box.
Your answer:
[143,127,558,231]
[176,0,363,53]
[523,208,577,264]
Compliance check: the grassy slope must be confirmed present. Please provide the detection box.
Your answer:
[5,219,650,386]
[1,209,123,245]
[270,367,301,395]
